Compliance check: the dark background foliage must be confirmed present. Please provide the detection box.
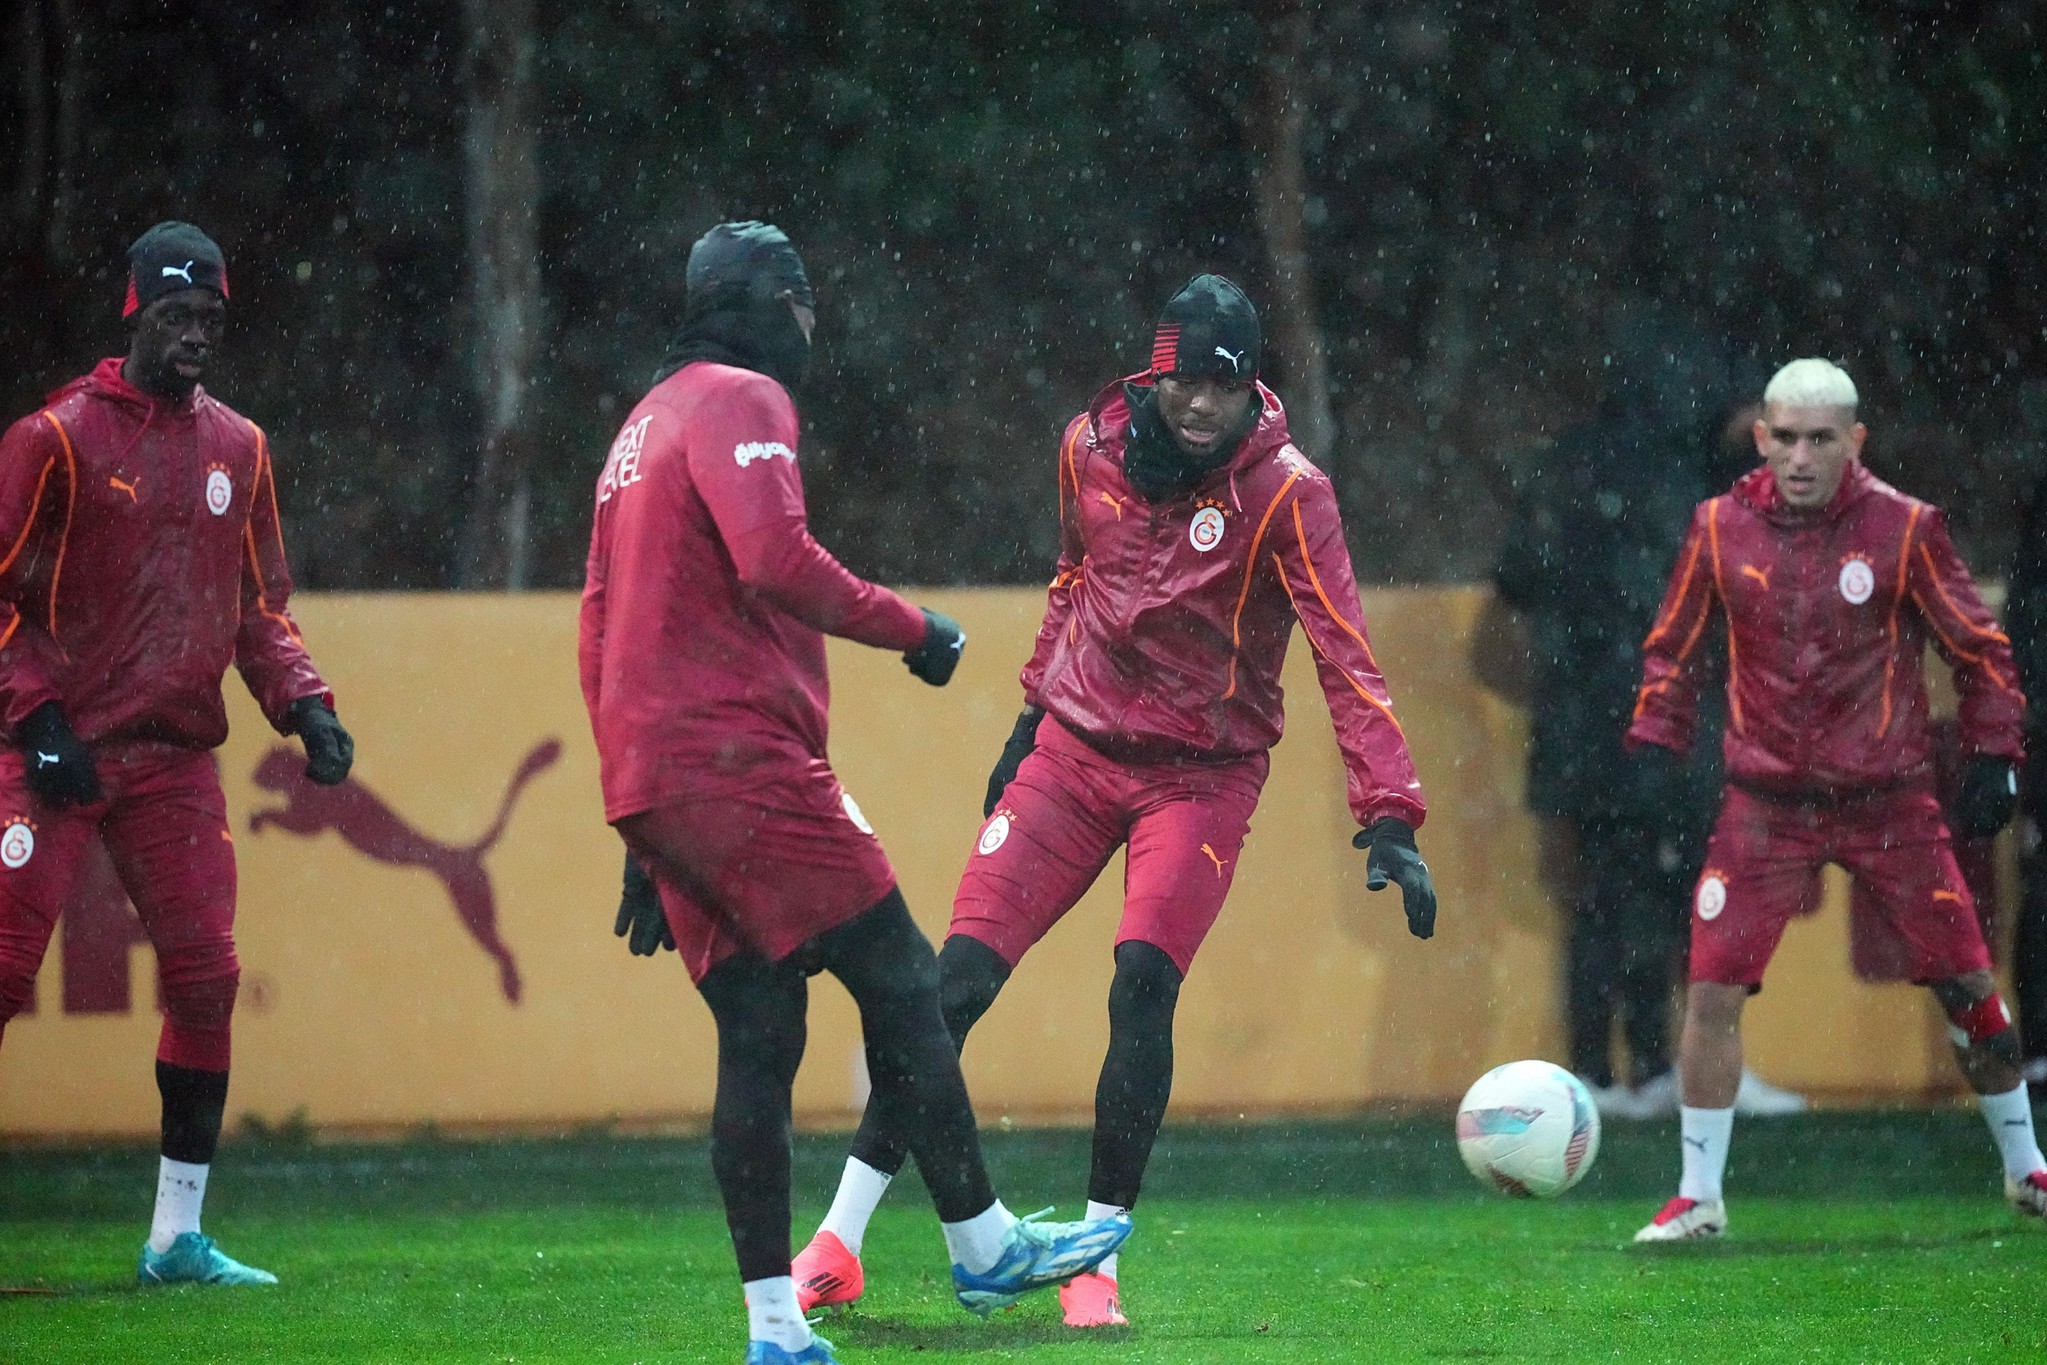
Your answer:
[4,0,2042,590]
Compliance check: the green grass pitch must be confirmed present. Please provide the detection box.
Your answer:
[3,1111,2043,1362]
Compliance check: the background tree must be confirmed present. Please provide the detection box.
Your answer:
[0,0,2039,591]
[456,0,541,589]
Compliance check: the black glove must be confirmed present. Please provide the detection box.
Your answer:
[1951,754,2019,841]
[984,707,1042,817]
[19,701,102,806]
[288,695,354,786]
[1352,817,1437,940]
[614,853,674,956]
[902,608,967,686]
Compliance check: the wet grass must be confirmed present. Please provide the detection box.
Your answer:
[1,1111,2042,1362]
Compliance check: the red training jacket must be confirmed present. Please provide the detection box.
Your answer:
[1020,376,1425,829]
[579,361,926,822]
[0,358,328,749]
[1629,461,2024,796]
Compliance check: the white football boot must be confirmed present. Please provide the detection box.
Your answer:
[1733,1068,1808,1116]
[1625,1070,1681,1119]
[1632,1196,1727,1242]
[1580,1076,1642,1120]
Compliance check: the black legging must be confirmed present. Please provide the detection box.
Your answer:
[1566,813,1690,1088]
[697,888,995,1283]
[157,1061,229,1165]
[847,934,1011,1176]
[2017,790,2047,1069]
[847,934,1183,1213]
[1089,940,1182,1209]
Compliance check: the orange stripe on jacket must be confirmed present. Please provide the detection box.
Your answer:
[1642,524,1706,653]
[242,423,306,646]
[0,455,55,577]
[1632,504,1721,726]
[1273,545,1408,740]
[1877,504,1922,738]
[1058,418,1082,521]
[1911,541,2021,698]
[1704,500,1741,734]
[39,412,78,652]
[1221,471,1302,699]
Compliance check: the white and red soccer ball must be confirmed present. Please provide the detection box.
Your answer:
[1455,1060,1601,1198]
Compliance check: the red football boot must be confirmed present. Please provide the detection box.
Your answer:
[1059,1271,1128,1327]
[792,1231,864,1313]
[2006,1170,2047,1221]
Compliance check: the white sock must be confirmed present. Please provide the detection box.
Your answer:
[148,1158,208,1254]
[1677,1105,1735,1203]
[818,1157,892,1256]
[742,1276,812,1352]
[1086,1200,1126,1282]
[1977,1083,2047,1181]
[941,1200,1016,1274]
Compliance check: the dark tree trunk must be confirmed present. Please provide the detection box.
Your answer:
[6,0,83,393]
[455,0,541,589]
[1246,0,1335,463]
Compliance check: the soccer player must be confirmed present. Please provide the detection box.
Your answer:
[788,276,1436,1328]
[0,222,355,1285]
[1628,357,2045,1242]
[583,222,1129,1365]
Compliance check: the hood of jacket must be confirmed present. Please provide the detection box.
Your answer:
[49,356,205,420]
[1085,372,1294,505]
[1732,458,1876,528]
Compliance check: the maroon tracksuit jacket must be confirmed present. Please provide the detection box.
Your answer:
[1021,375,1425,829]
[579,360,926,823]
[0,357,327,741]
[1629,461,2024,792]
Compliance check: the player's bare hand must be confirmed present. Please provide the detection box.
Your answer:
[1353,818,1437,940]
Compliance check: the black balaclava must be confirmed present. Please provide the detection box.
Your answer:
[1122,273,1264,502]
[654,221,815,390]
[124,221,229,317]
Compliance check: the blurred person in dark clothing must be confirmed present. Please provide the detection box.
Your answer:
[2006,469,2047,1094]
[1494,308,1806,1120]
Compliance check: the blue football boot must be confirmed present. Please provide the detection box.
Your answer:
[743,1335,839,1364]
[137,1232,278,1286]
[951,1208,1133,1315]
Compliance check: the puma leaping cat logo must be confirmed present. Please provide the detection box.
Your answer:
[248,738,562,1002]
[1214,345,1245,373]
[161,261,195,284]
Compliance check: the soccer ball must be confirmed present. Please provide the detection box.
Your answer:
[1455,1060,1600,1198]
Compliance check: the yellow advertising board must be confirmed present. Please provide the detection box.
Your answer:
[0,588,1968,1140]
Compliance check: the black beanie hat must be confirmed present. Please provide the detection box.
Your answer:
[1148,274,1260,381]
[685,221,814,315]
[124,221,229,317]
